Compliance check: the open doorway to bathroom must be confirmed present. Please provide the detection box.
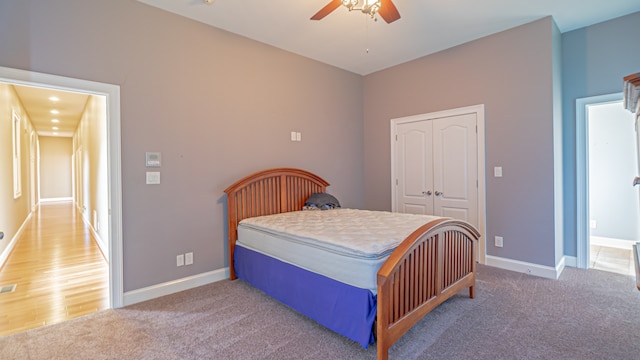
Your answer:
[586,97,639,275]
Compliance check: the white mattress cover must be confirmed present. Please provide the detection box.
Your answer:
[237,209,441,293]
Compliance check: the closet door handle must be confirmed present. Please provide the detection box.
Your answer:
[435,191,443,196]
[422,191,432,196]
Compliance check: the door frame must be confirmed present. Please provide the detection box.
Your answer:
[390,104,487,263]
[29,130,38,211]
[0,66,124,308]
[575,92,624,269]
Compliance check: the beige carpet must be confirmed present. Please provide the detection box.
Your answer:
[2,264,639,359]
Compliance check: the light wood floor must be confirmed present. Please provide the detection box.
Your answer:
[591,244,634,276]
[0,201,109,336]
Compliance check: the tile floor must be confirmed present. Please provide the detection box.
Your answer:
[590,244,634,276]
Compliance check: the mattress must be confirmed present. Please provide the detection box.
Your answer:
[237,208,441,293]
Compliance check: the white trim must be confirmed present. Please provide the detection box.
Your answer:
[591,236,636,250]
[12,110,22,199]
[0,212,33,269]
[123,268,230,306]
[0,66,124,309]
[485,255,565,279]
[575,93,623,269]
[89,225,108,261]
[40,197,73,203]
[564,255,577,268]
[77,206,108,262]
[390,104,487,264]
[81,212,108,261]
[30,131,38,211]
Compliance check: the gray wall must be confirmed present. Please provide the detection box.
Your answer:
[562,11,640,256]
[0,0,365,291]
[363,17,559,267]
[2,0,638,293]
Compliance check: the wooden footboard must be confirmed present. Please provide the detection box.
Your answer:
[376,218,479,360]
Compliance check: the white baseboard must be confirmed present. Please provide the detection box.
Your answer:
[0,212,33,269]
[80,211,108,261]
[123,267,230,306]
[89,225,107,261]
[485,255,565,279]
[591,236,637,250]
[564,255,577,268]
[40,197,73,203]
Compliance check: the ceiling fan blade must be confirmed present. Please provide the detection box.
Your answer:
[378,0,401,23]
[311,0,342,20]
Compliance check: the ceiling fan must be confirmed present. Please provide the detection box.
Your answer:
[311,0,401,24]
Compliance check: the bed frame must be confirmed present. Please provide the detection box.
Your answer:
[225,168,480,360]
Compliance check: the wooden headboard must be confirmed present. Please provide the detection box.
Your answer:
[224,168,329,279]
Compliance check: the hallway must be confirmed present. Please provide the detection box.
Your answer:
[0,201,108,336]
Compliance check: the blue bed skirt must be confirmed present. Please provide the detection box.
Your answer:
[234,245,377,348]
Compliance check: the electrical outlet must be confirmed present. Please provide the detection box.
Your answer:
[185,252,193,265]
[495,236,503,248]
[177,254,184,267]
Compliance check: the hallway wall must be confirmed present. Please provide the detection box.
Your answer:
[74,95,109,253]
[39,136,73,199]
[0,83,35,263]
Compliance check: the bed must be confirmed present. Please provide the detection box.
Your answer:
[224,168,480,360]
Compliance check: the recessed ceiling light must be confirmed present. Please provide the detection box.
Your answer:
[52,126,59,130]
[49,96,60,102]
[52,132,59,136]
[50,109,59,114]
[51,119,60,123]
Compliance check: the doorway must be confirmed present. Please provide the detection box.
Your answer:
[576,93,639,273]
[0,66,124,309]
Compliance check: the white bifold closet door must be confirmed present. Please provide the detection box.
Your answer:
[395,113,478,228]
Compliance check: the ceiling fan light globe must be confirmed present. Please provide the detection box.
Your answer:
[362,0,381,16]
[342,0,358,10]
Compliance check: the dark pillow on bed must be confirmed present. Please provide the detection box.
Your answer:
[304,193,341,210]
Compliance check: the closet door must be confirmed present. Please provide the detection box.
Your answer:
[432,114,478,226]
[394,113,478,228]
[396,121,433,215]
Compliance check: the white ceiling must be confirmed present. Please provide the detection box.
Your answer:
[12,85,88,138]
[138,0,640,75]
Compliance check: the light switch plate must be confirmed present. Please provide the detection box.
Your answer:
[494,166,502,177]
[176,254,184,267]
[146,171,161,185]
[145,152,161,167]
